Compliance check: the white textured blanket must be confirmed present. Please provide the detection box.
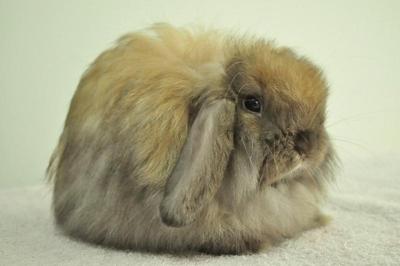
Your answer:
[1,155,399,265]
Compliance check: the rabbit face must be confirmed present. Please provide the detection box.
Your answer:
[221,47,334,203]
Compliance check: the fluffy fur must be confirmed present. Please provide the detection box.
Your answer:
[48,23,337,254]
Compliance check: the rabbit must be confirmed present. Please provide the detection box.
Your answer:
[47,23,337,255]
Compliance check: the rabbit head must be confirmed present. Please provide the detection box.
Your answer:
[159,31,334,227]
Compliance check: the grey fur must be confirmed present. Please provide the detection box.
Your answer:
[48,24,337,255]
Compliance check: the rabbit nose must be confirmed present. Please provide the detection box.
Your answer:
[294,130,314,155]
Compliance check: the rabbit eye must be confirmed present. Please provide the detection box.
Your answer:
[242,96,262,113]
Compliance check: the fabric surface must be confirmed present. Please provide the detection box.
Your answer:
[1,155,399,266]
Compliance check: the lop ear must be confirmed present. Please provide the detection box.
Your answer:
[160,99,235,227]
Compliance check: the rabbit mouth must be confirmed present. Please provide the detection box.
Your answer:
[259,158,305,186]
[278,162,304,181]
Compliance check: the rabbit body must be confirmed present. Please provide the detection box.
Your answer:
[49,24,336,254]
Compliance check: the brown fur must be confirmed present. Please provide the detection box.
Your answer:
[48,23,337,254]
